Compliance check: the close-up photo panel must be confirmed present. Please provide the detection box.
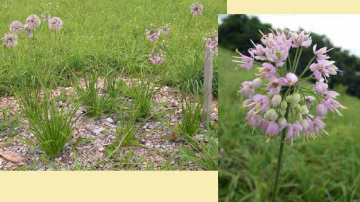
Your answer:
[218,14,360,202]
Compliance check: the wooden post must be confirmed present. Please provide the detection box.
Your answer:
[202,45,213,125]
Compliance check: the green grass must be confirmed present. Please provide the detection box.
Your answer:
[0,0,224,96]
[218,47,360,202]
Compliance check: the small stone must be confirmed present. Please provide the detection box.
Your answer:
[105,117,113,123]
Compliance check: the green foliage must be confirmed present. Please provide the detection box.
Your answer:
[0,0,224,97]
[218,48,360,202]
[219,14,360,98]
[126,80,157,120]
[17,84,80,159]
[74,71,118,118]
[179,95,203,136]
[179,128,218,170]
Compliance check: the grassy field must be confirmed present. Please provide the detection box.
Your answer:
[0,0,224,96]
[218,47,360,202]
[0,0,223,171]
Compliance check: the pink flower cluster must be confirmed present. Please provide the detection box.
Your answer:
[235,29,346,143]
[146,24,170,42]
[190,2,204,16]
[2,12,63,47]
[146,24,171,65]
[204,31,218,54]
[149,49,165,65]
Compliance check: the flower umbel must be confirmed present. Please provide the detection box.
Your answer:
[48,17,63,31]
[2,32,18,47]
[190,2,204,16]
[236,28,346,144]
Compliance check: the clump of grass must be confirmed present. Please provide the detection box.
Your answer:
[74,71,118,118]
[179,128,218,170]
[179,95,203,136]
[126,80,158,120]
[17,85,80,158]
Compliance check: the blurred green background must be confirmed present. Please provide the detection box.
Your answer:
[218,15,360,202]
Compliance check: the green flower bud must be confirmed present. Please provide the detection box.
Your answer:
[292,93,301,104]
[299,105,309,115]
[265,109,278,121]
[271,95,282,107]
[295,112,302,121]
[280,108,286,116]
[300,120,309,130]
[286,95,293,103]
[278,117,287,127]
[295,104,301,111]
[280,101,288,109]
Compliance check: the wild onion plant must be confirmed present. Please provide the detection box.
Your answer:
[234,28,346,201]
[73,71,118,118]
[179,128,218,170]
[179,95,203,136]
[126,80,158,120]
[17,85,80,158]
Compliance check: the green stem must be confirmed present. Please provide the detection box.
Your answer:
[271,106,289,202]
[299,56,315,78]
[293,47,303,73]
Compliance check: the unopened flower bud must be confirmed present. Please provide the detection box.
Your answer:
[295,112,302,121]
[300,119,309,130]
[278,117,287,127]
[280,101,288,109]
[280,108,286,116]
[265,109,278,121]
[316,104,327,118]
[271,95,282,107]
[251,78,262,89]
[299,105,309,115]
[295,104,301,111]
[286,95,293,103]
[292,93,301,104]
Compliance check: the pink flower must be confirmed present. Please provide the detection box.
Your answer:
[258,117,270,132]
[312,117,328,135]
[41,11,51,22]
[313,44,331,61]
[266,121,281,136]
[284,73,298,87]
[243,94,269,114]
[22,24,33,38]
[26,14,41,30]
[246,112,262,128]
[48,17,63,31]
[240,81,254,98]
[291,31,312,48]
[2,32,18,47]
[249,40,267,60]
[310,60,339,80]
[305,96,315,107]
[314,79,328,94]
[204,34,218,54]
[287,123,303,139]
[322,91,347,116]
[265,48,289,67]
[160,25,170,35]
[149,49,165,65]
[9,21,22,33]
[258,63,276,78]
[190,3,203,16]
[316,104,327,118]
[146,30,160,41]
[234,50,254,70]
[266,77,283,96]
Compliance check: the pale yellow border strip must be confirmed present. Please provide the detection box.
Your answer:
[228,0,360,14]
[0,171,218,202]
